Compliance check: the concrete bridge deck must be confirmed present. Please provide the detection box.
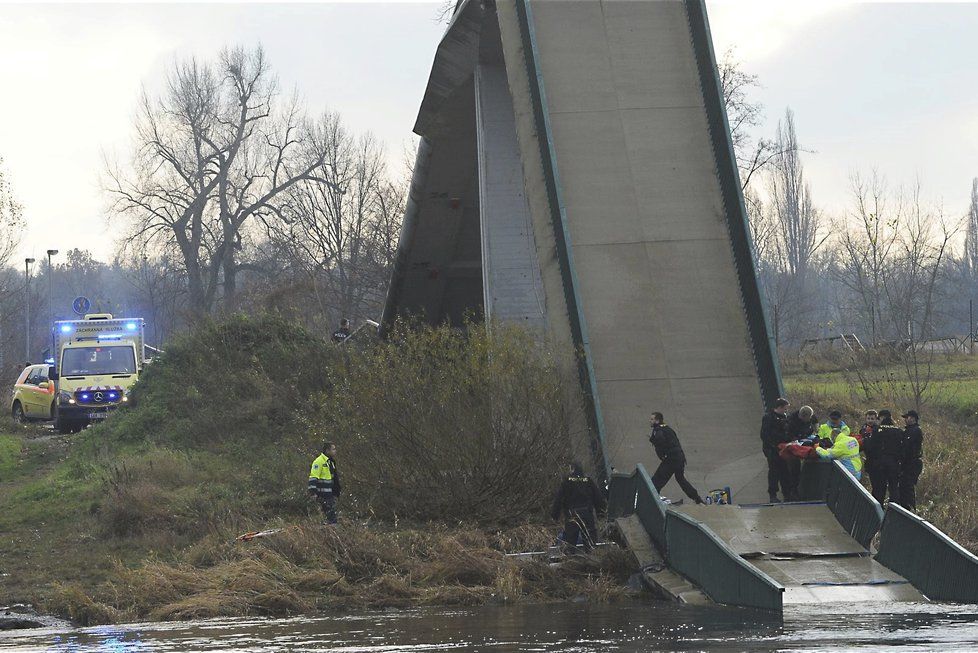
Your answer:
[674,502,924,604]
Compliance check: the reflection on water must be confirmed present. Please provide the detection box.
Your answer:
[2,601,978,652]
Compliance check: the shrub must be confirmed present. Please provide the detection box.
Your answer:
[319,321,582,523]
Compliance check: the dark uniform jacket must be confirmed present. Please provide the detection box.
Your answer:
[786,411,818,441]
[760,410,788,452]
[650,424,686,463]
[551,473,606,520]
[869,421,904,461]
[903,424,923,470]
[859,422,880,463]
[331,328,351,343]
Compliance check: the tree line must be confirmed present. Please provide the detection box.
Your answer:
[0,46,405,379]
[720,49,978,355]
[0,45,976,405]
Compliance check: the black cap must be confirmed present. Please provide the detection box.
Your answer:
[902,410,919,420]
[829,410,842,419]
[879,409,892,419]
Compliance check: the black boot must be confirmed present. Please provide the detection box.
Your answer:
[768,493,782,504]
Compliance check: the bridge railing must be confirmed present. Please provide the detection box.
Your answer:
[608,464,667,548]
[875,502,978,603]
[799,459,883,549]
[607,470,638,519]
[665,509,784,612]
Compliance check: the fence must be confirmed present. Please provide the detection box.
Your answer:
[875,502,978,603]
[665,509,784,612]
[608,464,667,548]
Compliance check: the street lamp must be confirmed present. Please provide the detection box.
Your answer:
[24,257,35,363]
[46,249,59,322]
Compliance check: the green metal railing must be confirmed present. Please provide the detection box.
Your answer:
[665,509,784,612]
[607,471,638,519]
[607,464,667,548]
[875,502,978,603]
[825,461,883,548]
[797,458,832,500]
[798,459,883,549]
[610,465,782,610]
[633,465,667,549]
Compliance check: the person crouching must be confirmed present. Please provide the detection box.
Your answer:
[550,462,606,553]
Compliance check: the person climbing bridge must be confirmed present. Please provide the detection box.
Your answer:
[308,442,342,524]
[649,412,705,504]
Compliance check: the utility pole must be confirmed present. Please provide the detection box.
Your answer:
[47,249,59,324]
[24,257,35,363]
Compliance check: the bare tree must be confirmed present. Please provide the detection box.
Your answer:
[106,46,336,317]
[965,178,978,279]
[768,109,825,284]
[0,157,24,373]
[717,48,787,192]
[753,109,825,346]
[834,171,903,346]
[0,157,23,272]
[881,188,959,408]
[269,115,404,325]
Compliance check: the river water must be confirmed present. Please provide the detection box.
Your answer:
[2,601,978,652]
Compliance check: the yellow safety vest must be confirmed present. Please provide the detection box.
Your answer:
[308,453,335,494]
[816,432,863,478]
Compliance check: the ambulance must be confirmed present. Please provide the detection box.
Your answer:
[50,314,145,433]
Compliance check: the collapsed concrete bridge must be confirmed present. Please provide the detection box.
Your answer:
[381,0,978,613]
[382,0,780,502]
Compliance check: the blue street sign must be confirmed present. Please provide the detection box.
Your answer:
[72,296,91,315]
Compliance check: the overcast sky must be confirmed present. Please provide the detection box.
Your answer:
[1,1,976,264]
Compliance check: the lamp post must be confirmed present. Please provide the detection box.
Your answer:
[46,249,59,323]
[24,257,35,363]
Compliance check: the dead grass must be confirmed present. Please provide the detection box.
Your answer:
[41,521,635,623]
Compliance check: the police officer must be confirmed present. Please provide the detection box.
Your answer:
[649,412,705,504]
[760,398,791,503]
[900,410,924,511]
[782,404,817,501]
[550,462,606,553]
[331,319,351,343]
[860,410,882,497]
[308,442,341,524]
[869,410,903,505]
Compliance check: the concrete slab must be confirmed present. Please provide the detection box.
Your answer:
[528,0,618,114]
[615,515,711,605]
[602,1,703,111]
[676,504,867,557]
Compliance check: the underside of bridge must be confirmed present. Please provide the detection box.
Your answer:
[382,0,783,503]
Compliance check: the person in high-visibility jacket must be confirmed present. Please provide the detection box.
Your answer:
[816,410,851,445]
[308,442,341,524]
[815,416,863,479]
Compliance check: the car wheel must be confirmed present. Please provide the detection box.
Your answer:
[11,401,26,424]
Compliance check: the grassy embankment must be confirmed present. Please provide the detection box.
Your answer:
[0,316,634,626]
[782,353,978,550]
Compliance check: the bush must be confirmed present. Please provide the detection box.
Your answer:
[319,321,582,523]
[95,313,340,450]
